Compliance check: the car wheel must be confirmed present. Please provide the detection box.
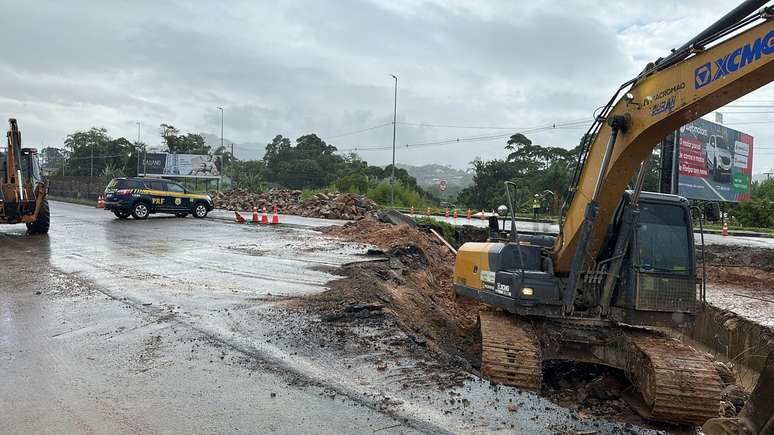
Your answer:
[192,202,208,218]
[113,210,131,219]
[132,202,150,219]
[175,213,188,218]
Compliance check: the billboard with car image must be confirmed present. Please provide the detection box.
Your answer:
[677,118,753,202]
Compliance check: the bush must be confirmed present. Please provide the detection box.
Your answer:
[734,199,774,227]
[335,174,369,194]
[366,181,431,208]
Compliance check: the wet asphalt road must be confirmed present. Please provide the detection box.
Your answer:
[1,201,656,434]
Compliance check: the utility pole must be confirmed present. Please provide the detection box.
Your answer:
[90,142,94,177]
[136,121,141,176]
[390,74,398,206]
[216,106,224,151]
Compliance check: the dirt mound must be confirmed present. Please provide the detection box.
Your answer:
[310,217,485,364]
[212,188,378,220]
[704,244,774,272]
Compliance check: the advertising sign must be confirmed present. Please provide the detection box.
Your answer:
[677,118,753,202]
[142,153,222,178]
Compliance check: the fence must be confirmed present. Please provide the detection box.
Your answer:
[47,176,110,200]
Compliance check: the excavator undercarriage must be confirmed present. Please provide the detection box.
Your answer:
[478,311,722,425]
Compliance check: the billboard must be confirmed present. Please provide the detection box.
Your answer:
[141,153,222,178]
[677,118,753,202]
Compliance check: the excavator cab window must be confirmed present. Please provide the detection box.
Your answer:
[636,202,692,276]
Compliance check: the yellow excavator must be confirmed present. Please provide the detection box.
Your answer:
[454,0,774,426]
[0,119,49,234]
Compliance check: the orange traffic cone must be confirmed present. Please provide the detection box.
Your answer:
[97,195,105,208]
[444,208,449,221]
[271,206,279,225]
[261,207,269,225]
[453,209,458,220]
[252,207,259,223]
[480,209,485,220]
[234,211,246,223]
[721,220,729,237]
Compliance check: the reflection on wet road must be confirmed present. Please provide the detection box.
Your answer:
[1,202,654,434]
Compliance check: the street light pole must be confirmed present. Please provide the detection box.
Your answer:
[390,74,398,206]
[136,121,141,176]
[216,106,224,151]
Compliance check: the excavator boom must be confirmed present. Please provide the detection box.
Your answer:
[554,4,774,273]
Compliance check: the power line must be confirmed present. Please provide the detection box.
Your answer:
[396,118,590,130]
[336,120,590,152]
[327,122,393,139]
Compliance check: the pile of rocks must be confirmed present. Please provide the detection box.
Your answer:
[295,192,378,220]
[212,188,378,220]
[212,188,302,212]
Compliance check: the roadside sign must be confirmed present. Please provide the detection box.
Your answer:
[439,179,448,192]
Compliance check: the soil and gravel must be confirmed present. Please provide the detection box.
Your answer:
[297,217,705,430]
[212,188,379,220]
[274,211,771,429]
[314,217,485,366]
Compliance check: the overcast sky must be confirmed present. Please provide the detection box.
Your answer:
[3,0,774,172]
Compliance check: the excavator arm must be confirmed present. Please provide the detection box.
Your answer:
[554,2,774,281]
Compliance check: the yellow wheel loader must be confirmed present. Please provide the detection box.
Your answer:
[454,0,774,426]
[0,119,49,234]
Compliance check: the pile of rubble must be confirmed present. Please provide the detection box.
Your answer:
[212,188,379,220]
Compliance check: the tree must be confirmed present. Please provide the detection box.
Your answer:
[226,160,265,192]
[262,134,344,189]
[40,147,67,174]
[457,134,580,211]
[63,128,135,176]
[160,123,210,154]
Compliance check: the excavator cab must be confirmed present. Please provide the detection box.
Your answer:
[596,192,698,326]
[453,190,698,327]
[0,119,49,234]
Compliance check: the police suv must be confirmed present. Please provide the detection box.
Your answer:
[103,177,214,219]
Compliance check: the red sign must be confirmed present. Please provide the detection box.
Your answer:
[678,137,709,178]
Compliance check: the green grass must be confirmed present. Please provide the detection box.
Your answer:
[365,182,435,209]
[701,222,774,234]
[414,216,457,244]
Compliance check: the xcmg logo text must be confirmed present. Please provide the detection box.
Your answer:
[695,30,774,89]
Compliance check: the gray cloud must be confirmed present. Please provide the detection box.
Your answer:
[1,0,773,172]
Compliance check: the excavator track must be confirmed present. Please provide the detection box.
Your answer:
[623,333,722,426]
[479,311,542,391]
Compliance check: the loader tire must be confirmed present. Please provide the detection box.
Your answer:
[26,200,50,235]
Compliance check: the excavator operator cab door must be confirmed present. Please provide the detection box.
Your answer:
[614,194,697,324]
